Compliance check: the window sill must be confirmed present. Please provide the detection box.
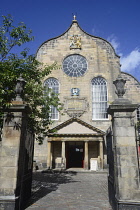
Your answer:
[92,119,110,122]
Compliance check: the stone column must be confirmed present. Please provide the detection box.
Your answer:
[61,141,66,169]
[84,141,89,170]
[47,141,52,169]
[108,103,140,208]
[99,140,103,169]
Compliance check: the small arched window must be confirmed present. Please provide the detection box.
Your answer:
[44,78,59,120]
[92,77,108,119]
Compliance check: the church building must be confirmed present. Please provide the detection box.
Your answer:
[34,16,140,170]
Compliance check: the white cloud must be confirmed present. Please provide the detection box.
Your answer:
[107,34,140,78]
[120,49,140,73]
[92,28,95,34]
[107,34,121,55]
[91,27,99,36]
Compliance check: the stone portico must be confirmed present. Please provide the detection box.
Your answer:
[47,118,105,170]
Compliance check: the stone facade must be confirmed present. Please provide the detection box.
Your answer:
[34,18,140,171]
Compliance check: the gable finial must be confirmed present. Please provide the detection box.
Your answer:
[72,13,77,22]
[73,14,76,21]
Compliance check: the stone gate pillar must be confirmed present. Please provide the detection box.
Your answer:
[108,75,140,209]
[0,104,34,210]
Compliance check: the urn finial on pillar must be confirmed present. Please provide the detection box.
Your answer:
[15,75,26,101]
[112,74,132,104]
[113,74,126,98]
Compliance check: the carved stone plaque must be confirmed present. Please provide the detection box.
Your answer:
[64,97,88,117]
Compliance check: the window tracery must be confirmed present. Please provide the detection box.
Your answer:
[63,54,87,77]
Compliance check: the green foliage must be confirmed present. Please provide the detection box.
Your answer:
[0,15,62,143]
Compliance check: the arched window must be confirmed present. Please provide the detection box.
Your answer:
[92,77,108,119]
[44,78,59,120]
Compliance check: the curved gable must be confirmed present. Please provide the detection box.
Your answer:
[36,19,119,60]
[121,72,140,103]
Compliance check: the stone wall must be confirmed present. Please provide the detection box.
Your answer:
[33,137,48,169]
[121,72,140,104]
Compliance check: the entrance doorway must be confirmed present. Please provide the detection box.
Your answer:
[67,142,84,168]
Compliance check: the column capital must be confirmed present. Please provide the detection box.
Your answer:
[1,104,31,113]
[108,103,138,115]
[99,139,103,142]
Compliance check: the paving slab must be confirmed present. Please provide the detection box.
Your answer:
[25,171,112,210]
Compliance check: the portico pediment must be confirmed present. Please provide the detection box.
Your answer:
[48,118,105,136]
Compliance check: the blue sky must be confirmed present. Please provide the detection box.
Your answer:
[0,0,140,81]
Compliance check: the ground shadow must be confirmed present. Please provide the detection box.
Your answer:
[25,170,78,208]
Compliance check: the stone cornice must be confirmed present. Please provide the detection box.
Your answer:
[48,133,104,137]
[108,103,138,114]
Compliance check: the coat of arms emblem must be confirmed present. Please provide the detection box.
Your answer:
[70,35,82,49]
